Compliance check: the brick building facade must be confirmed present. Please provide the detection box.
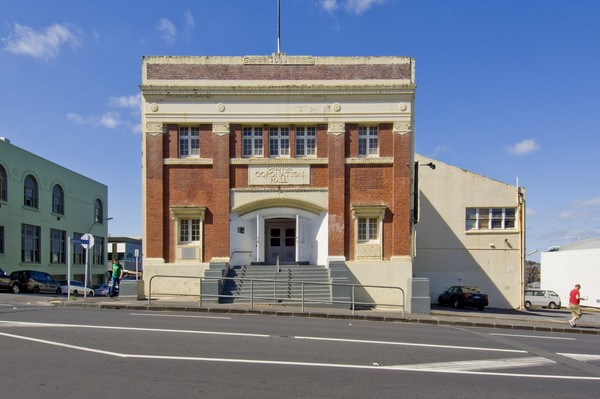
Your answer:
[141,54,419,310]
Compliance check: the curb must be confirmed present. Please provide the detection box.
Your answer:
[52,301,600,336]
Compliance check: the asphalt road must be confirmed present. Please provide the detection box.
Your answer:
[1,294,600,398]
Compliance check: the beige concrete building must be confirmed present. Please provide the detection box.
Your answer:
[414,154,526,309]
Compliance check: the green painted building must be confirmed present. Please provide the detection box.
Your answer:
[0,137,109,285]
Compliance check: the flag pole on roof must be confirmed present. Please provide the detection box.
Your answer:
[277,0,281,54]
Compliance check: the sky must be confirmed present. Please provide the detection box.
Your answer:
[1,0,599,262]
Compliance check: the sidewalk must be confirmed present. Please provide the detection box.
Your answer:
[52,295,600,336]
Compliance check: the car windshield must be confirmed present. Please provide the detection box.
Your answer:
[462,287,482,294]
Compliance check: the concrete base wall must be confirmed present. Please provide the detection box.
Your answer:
[143,263,210,297]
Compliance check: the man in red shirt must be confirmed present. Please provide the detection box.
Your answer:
[568,284,583,327]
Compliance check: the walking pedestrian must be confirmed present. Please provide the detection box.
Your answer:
[568,284,584,327]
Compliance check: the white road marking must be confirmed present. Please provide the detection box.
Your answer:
[294,336,526,353]
[392,356,555,371]
[0,321,268,338]
[0,331,598,381]
[129,313,232,320]
[558,353,600,362]
[490,333,576,341]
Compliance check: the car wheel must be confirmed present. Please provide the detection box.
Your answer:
[548,302,558,309]
[89,291,94,297]
[524,301,532,309]
[73,290,78,296]
[477,305,485,311]
[452,298,462,309]
[32,286,40,294]
[56,287,62,295]
[11,284,21,294]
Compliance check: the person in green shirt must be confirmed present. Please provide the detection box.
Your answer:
[109,259,124,297]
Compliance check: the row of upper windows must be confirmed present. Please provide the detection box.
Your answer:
[0,165,104,222]
[178,125,380,159]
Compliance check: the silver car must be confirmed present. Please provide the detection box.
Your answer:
[524,289,561,309]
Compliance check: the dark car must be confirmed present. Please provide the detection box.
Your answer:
[9,270,62,294]
[0,267,10,291]
[438,285,489,311]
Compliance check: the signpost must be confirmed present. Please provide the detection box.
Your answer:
[134,249,140,281]
[80,234,94,298]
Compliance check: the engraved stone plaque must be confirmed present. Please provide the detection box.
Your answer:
[248,165,310,186]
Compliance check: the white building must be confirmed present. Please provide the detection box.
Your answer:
[413,154,526,309]
[541,238,600,309]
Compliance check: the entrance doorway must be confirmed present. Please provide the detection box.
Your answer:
[266,219,295,264]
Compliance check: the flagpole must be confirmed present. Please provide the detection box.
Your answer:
[277,0,281,54]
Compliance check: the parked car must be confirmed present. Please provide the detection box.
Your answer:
[438,286,489,311]
[59,280,94,297]
[524,289,561,309]
[9,270,62,294]
[0,267,10,291]
[90,284,109,296]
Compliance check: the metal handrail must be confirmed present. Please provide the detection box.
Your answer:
[148,274,405,317]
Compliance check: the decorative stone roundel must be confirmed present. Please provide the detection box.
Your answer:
[399,103,408,111]
[150,103,159,112]
[333,103,341,112]
[217,103,226,112]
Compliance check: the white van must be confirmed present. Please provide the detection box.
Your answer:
[524,289,561,309]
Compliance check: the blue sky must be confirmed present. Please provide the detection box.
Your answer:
[1,0,599,261]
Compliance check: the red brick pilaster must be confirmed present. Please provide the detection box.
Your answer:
[392,123,413,256]
[211,123,231,258]
[327,123,346,257]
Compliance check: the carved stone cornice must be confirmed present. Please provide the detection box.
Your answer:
[145,123,165,136]
[393,121,412,135]
[328,123,345,136]
[164,158,213,165]
[230,158,328,165]
[345,157,394,165]
[212,123,230,136]
[243,53,315,65]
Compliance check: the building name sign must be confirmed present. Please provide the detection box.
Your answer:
[249,165,310,186]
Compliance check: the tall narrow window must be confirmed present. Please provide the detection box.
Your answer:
[269,127,290,157]
[93,237,105,265]
[0,165,7,202]
[50,229,66,264]
[73,232,85,265]
[52,184,65,215]
[24,174,38,208]
[0,225,4,254]
[94,199,104,223]
[296,126,316,157]
[21,224,41,263]
[179,127,200,157]
[357,218,379,242]
[242,127,263,157]
[358,126,379,157]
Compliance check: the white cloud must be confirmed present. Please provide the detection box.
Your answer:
[67,113,84,124]
[429,144,452,158]
[579,197,600,207]
[2,22,81,61]
[66,112,120,129]
[109,94,141,111]
[320,0,386,14]
[184,9,195,33]
[557,211,572,220]
[321,0,339,12]
[158,18,177,44]
[505,139,540,156]
[345,0,386,14]
[99,113,120,128]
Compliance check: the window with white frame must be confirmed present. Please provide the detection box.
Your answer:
[358,126,379,157]
[352,205,386,261]
[21,223,40,263]
[296,126,316,157]
[50,229,66,264]
[93,236,105,265]
[269,127,290,157]
[170,206,205,261]
[466,207,517,231]
[179,126,200,157]
[242,127,263,157]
